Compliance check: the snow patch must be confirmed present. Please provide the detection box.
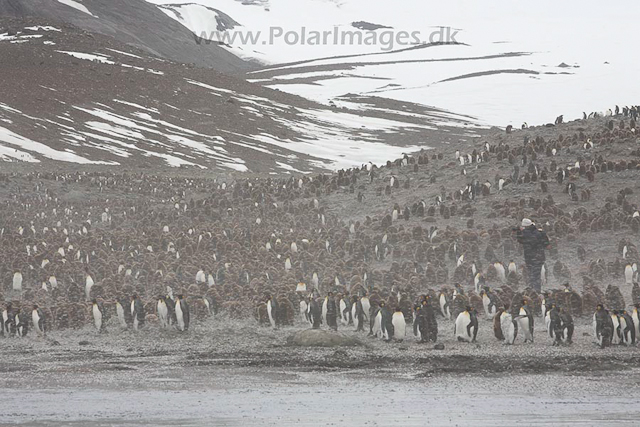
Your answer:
[0,126,114,164]
[25,26,62,32]
[106,48,143,59]
[56,0,96,17]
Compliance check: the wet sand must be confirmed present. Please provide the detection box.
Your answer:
[2,366,639,427]
[1,316,640,427]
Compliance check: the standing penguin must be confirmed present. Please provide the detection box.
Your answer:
[325,292,338,331]
[31,305,45,337]
[92,299,105,332]
[632,303,640,339]
[12,271,22,292]
[413,305,423,341]
[379,302,393,341]
[500,310,518,345]
[115,298,127,328]
[321,295,328,325]
[548,304,562,345]
[340,295,352,326]
[307,295,321,329]
[540,292,552,319]
[370,304,381,337]
[157,296,170,329]
[620,310,636,345]
[2,303,15,336]
[423,299,439,343]
[360,295,371,323]
[559,308,574,344]
[549,305,572,346]
[131,294,145,331]
[480,288,499,319]
[454,306,478,342]
[266,294,278,329]
[299,297,308,323]
[370,302,385,338]
[415,298,438,343]
[175,295,190,332]
[439,291,451,320]
[391,307,406,341]
[85,273,95,301]
[15,312,28,337]
[610,310,622,345]
[351,295,365,332]
[165,293,176,325]
[593,304,613,348]
[515,300,534,343]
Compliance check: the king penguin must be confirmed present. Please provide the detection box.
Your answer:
[632,304,640,339]
[92,299,105,332]
[454,306,478,342]
[339,296,350,326]
[266,294,278,329]
[157,296,170,329]
[625,264,634,285]
[85,274,94,301]
[620,310,636,345]
[480,288,498,319]
[360,295,371,322]
[439,292,451,320]
[15,312,28,337]
[175,294,190,332]
[299,297,308,322]
[500,310,517,345]
[307,295,321,329]
[370,302,383,338]
[2,303,14,336]
[131,294,145,331]
[391,307,406,341]
[351,295,365,332]
[610,310,622,345]
[12,271,22,292]
[321,295,328,326]
[515,300,534,343]
[116,299,127,328]
[593,304,613,348]
[31,305,45,337]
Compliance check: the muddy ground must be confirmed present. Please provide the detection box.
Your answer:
[1,315,640,426]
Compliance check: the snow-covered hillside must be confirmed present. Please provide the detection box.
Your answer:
[147,0,640,126]
[0,20,480,172]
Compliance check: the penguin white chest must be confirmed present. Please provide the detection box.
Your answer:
[361,298,370,320]
[500,312,516,344]
[439,295,449,319]
[93,305,102,330]
[455,312,472,342]
[391,312,406,339]
[339,300,348,325]
[158,301,168,327]
[373,312,382,337]
[1,311,7,333]
[176,301,185,331]
[116,303,126,327]
[299,301,308,319]
[351,304,359,329]
[32,311,41,334]
[482,295,490,313]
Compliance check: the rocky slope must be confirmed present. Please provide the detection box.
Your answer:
[0,17,481,172]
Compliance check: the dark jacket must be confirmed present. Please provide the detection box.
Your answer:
[516,225,549,265]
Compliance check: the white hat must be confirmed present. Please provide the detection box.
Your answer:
[521,218,533,227]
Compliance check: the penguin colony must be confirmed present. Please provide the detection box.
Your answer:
[1,112,640,352]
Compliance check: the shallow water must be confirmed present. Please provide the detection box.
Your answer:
[2,367,638,427]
